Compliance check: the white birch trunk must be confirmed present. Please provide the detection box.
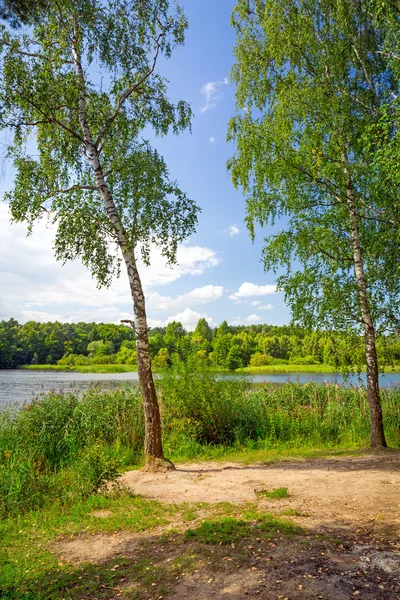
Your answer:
[343,155,387,448]
[71,26,174,471]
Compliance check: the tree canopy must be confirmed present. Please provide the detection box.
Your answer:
[228,0,400,447]
[0,0,199,469]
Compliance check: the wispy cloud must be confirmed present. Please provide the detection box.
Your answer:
[230,313,262,325]
[200,77,229,113]
[227,225,239,237]
[209,136,216,144]
[246,314,261,323]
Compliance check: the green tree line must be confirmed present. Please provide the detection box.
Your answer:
[1,317,399,371]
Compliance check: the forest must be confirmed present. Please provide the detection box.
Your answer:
[1,317,400,371]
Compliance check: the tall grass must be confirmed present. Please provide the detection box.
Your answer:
[161,358,400,456]
[1,361,399,518]
[0,388,143,517]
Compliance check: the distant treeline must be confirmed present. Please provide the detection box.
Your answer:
[1,318,400,370]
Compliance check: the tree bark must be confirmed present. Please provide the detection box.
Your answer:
[71,27,174,471]
[343,155,387,449]
[122,256,175,472]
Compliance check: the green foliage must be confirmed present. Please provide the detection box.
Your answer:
[0,319,135,368]
[0,0,47,27]
[0,0,199,289]
[249,352,273,367]
[152,347,170,368]
[4,317,400,371]
[228,0,400,342]
[74,442,121,495]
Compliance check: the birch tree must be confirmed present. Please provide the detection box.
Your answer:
[0,0,199,471]
[229,0,400,448]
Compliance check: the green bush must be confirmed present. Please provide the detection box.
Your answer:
[249,353,273,367]
[74,442,121,495]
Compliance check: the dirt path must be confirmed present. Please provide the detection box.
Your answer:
[54,453,400,599]
[121,453,400,532]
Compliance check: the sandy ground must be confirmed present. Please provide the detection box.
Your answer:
[54,453,400,599]
[120,453,400,532]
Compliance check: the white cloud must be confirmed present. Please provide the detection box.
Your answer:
[209,136,216,144]
[246,314,261,323]
[250,300,261,307]
[0,204,221,324]
[148,308,215,331]
[228,224,239,236]
[200,77,229,113]
[229,282,277,301]
[259,304,273,311]
[146,285,224,313]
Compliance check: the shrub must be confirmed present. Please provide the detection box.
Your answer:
[73,442,121,496]
[289,355,320,365]
[249,353,273,367]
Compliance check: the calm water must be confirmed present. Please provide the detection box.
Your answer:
[1,369,400,409]
[0,370,140,409]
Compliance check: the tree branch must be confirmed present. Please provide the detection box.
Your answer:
[94,28,169,148]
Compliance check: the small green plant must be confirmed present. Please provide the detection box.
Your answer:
[256,487,289,499]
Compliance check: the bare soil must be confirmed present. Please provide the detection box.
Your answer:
[54,453,400,599]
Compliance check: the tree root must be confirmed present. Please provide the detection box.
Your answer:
[142,455,176,473]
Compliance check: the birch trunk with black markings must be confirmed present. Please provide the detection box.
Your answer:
[343,156,387,449]
[72,25,174,471]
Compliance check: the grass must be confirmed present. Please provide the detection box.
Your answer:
[0,491,181,598]
[22,364,139,373]
[0,492,303,599]
[256,487,289,499]
[185,517,251,543]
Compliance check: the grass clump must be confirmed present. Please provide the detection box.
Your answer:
[281,508,310,517]
[256,487,289,499]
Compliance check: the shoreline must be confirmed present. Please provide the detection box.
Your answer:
[16,363,400,374]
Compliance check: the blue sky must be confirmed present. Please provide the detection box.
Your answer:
[0,0,291,329]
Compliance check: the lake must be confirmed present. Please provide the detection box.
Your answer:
[1,368,400,408]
